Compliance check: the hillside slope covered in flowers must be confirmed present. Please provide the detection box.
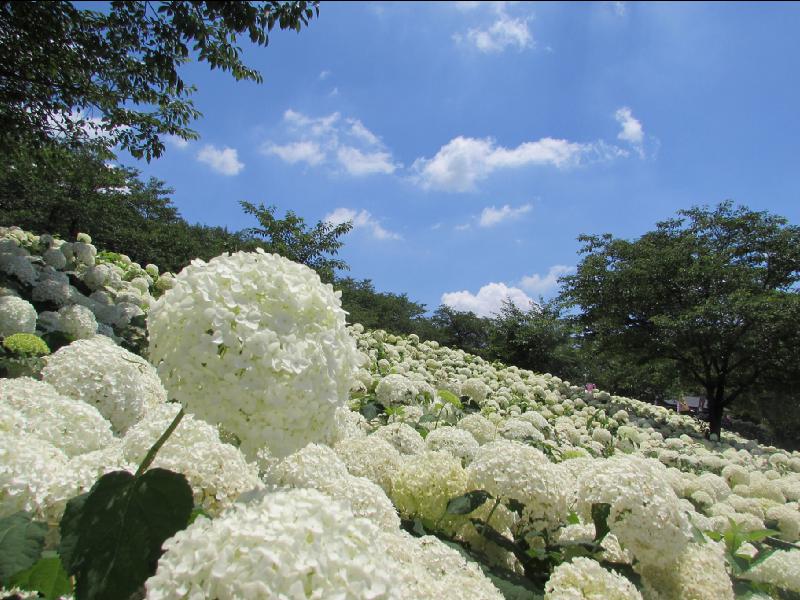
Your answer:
[1,225,799,600]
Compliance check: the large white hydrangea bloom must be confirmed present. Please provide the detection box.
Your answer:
[42,335,166,434]
[147,250,363,458]
[145,488,405,599]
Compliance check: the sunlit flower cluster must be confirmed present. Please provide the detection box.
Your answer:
[147,249,363,458]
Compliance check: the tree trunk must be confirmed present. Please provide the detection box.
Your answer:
[707,385,726,438]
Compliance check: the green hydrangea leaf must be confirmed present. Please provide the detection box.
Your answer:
[59,468,193,600]
[0,512,47,582]
[9,552,71,600]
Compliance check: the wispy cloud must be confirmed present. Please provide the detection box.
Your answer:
[264,109,399,177]
[479,203,532,227]
[196,144,244,176]
[615,106,644,155]
[411,136,602,192]
[454,3,534,53]
[263,140,325,165]
[324,207,402,240]
[337,146,397,176]
[519,265,575,297]
[441,282,534,317]
[319,69,331,80]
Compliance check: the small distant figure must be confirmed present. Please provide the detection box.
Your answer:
[585,383,597,397]
[677,397,689,414]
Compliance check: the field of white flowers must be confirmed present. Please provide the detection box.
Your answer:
[1,224,799,599]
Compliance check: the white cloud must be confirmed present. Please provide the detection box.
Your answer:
[164,134,189,149]
[196,144,244,176]
[324,207,402,240]
[479,203,532,227]
[519,265,575,297]
[263,140,324,166]
[412,136,591,192]
[337,146,397,176]
[347,118,382,146]
[465,14,533,53]
[615,106,644,155]
[611,1,626,16]
[266,109,398,177]
[441,282,534,317]
[319,69,331,80]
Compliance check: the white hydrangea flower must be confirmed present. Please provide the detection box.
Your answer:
[425,426,479,465]
[72,241,96,266]
[574,455,692,566]
[56,304,98,339]
[42,247,67,270]
[0,430,72,521]
[545,557,643,600]
[148,250,363,459]
[390,450,468,527]
[372,422,426,455]
[335,436,402,494]
[0,295,38,337]
[741,549,800,593]
[263,443,349,489]
[467,440,571,532]
[122,403,261,515]
[637,541,737,599]
[498,418,543,442]
[375,373,420,406]
[0,378,114,457]
[0,252,37,286]
[378,530,504,600]
[462,378,490,403]
[42,335,166,434]
[457,413,497,444]
[145,488,405,599]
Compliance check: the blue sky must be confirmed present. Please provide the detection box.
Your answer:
[123,1,800,317]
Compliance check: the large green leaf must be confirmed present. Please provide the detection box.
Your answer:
[437,389,463,410]
[9,552,71,600]
[0,512,47,582]
[59,468,193,600]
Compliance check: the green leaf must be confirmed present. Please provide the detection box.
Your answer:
[0,512,47,582]
[412,518,427,537]
[437,389,463,410]
[446,491,493,515]
[9,553,71,600]
[566,511,580,525]
[742,529,780,543]
[59,468,193,600]
[705,530,724,542]
[591,503,612,542]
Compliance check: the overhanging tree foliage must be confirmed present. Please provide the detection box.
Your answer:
[0,1,318,159]
[562,201,800,437]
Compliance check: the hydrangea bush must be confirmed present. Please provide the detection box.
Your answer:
[2,225,800,600]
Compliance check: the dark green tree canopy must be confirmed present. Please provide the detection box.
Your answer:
[0,1,318,159]
[562,201,800,436]
[239,201,351,282]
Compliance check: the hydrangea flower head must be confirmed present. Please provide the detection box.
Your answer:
[148,250,363,458]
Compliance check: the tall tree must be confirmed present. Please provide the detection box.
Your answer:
[429,305,492,358]
[0,1,318,159]
[489,299,581,380]
[561,202,800,437]
[238,201,351,282]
